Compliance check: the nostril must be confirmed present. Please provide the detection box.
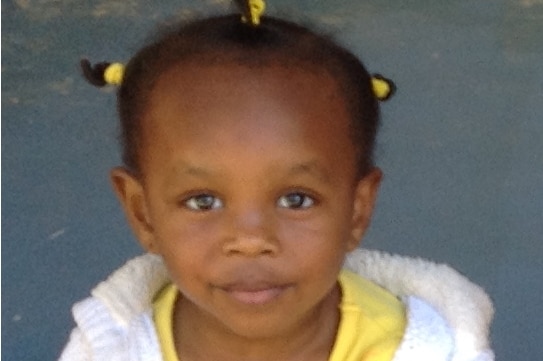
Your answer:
[222,234,278,256]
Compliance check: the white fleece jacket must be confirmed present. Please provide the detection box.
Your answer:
[59,249,495,361]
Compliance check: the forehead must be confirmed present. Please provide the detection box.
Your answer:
[140,61,356,176]
[156,59,337,93]
[147,60,349,127]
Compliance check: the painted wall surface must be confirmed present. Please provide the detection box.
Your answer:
[2,1,542,359]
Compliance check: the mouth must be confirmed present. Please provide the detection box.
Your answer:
[218,282,291,305]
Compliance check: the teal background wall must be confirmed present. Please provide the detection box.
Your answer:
[3,1,542,359]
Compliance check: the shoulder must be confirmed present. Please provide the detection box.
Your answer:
[59,299,162,361]
[344,249,495,361]
[58,254,169,361]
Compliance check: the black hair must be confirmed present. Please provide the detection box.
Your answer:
[89,14,382,178]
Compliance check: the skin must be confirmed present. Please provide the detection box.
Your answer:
[111,61,382,361]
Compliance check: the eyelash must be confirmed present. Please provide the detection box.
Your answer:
[183,193,223,211]
[277,192,316,210]
[181,191,317,211]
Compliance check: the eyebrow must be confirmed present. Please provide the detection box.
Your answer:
[160,164,215,196]
[287,161,331,184]
[166,161,332,184]
[167,163,215,181]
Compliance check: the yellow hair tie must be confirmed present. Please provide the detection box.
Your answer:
[239,0,265,26]
[104,62,125,86]
[371,74,396,101]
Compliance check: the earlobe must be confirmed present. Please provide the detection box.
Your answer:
[349,168,383,250]
[110,167,157,253]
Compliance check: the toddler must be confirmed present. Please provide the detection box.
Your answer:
[60,2,494,360]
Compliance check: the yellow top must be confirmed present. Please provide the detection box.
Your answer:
[330,271,406,361]
[153,283,179,361]
[153,270,405,361]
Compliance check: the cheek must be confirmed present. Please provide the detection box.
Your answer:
[154,216,223,295]
[277,211,353,260]
[152,210,223,262]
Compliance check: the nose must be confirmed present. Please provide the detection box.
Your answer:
[222,207,279,257]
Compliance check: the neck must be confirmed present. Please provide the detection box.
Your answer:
[175,285,341,361]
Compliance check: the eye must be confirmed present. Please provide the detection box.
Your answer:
[184,194,223,211]
[277,192,315,209]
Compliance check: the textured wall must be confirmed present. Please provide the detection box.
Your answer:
[3,0,542,359]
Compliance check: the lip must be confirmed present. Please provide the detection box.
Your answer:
[218,282,290,305]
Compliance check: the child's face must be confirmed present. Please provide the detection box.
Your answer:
[112,62,381,339]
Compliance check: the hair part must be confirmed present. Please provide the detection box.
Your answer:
[118,14,380,178]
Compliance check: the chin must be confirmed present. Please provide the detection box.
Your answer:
[216,303,321,342]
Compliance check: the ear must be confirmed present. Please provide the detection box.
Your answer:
[348,168,383,250]
[110,167,157,253]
